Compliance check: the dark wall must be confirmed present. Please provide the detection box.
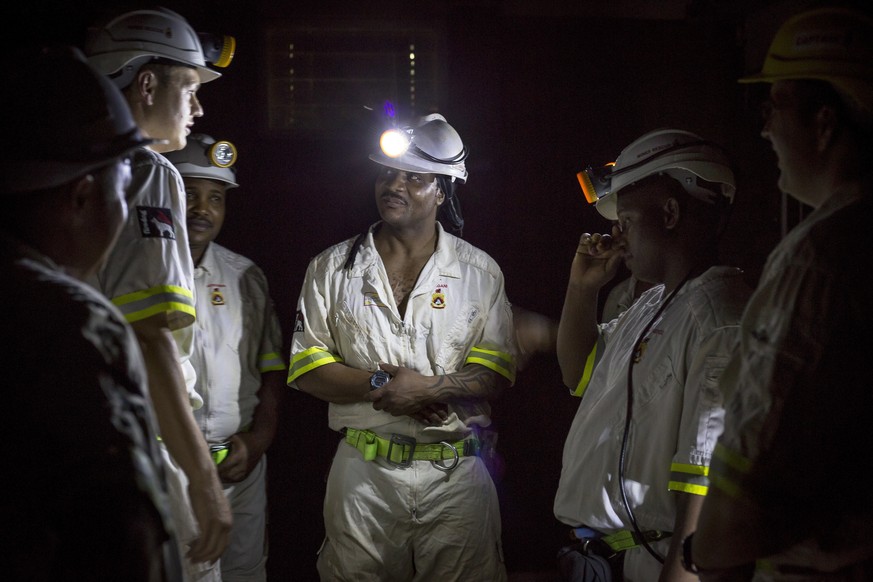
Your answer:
[14,0,800,579]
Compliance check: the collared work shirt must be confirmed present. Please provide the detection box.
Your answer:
[712,185,873,577]
[192,243,285,443]
[287,221,517,441]
[2,233,179,580]
[555,267,750,534]
[89,148,201,407]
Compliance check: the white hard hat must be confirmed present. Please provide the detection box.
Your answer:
[370,113,469,183]
[85,7,227,89]
[593,128,735,220]
[165,134,238,188]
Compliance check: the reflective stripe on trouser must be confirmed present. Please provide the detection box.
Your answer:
[220,455,268,582]
[160,443,222,582]
[317,441,507,582]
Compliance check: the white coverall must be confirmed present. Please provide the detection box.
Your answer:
[191,242,285,581]
[288,221,516,581]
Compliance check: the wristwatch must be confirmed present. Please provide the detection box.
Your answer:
[681,532,701,574]
[369,370,391,390]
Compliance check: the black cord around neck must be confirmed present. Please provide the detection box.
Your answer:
[618,269,693,564]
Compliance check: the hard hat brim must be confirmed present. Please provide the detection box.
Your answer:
[738,72,873,113]
[2,134,155,194]
[174,164,239,188]
[369,152,467,183]
[595,194,618,221]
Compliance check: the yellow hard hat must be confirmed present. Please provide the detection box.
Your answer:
[739,7,873,112]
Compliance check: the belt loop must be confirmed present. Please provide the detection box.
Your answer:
[349,428,378,461]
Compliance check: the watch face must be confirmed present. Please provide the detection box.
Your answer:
[370,370,391,390]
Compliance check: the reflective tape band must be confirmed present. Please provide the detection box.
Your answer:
[287,347,343,384]
[259,351,286,373]
[112,285,195,324]
[571,340,600,397]
[466,346,516,383]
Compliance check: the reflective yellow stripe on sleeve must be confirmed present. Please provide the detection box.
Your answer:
[259,351,286,373]
[668,462,710,496]
[286,347,344,385]
[112,285,196,324]
[570,340,599,397]
[465,346,516,384]
[708,442,753,498]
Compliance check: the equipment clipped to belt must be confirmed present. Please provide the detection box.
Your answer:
[343,427,481,473]
[557,527,671,582]
[209,441,231,465]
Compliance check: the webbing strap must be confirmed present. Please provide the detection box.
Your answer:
[344,428,477,465]
[601,529,671,552]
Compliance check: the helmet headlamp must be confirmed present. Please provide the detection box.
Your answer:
[378,126,469,166]
[208,140,237,168]
[198,33,236,69]
[379,128,412,158]
[577,162,615,204]
[165,134,238,188]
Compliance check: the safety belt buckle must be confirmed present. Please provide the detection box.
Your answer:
[386,433,416,467]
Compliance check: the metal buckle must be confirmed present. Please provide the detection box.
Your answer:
[386,433,416,468]
[430,441,459,472]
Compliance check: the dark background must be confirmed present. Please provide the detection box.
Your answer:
[10,0,847,578]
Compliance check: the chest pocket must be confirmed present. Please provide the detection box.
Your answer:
[334,295,393,360]
[432,301,485,372]
[634,354,680,414]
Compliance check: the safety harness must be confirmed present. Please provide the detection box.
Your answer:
[343,427,480,472]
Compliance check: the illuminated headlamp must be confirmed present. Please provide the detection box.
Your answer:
[577,162,615,204]
[379,128,412,158]
[198,32,236,68]
[378,127,469,164]
[208,140,237,168]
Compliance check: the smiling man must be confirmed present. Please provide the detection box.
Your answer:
[687,6,873,580]
[287,113,517,581]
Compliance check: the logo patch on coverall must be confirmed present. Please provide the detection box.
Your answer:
[431,285,446,309]
[208,284,226,306]
[136,206,176,239]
